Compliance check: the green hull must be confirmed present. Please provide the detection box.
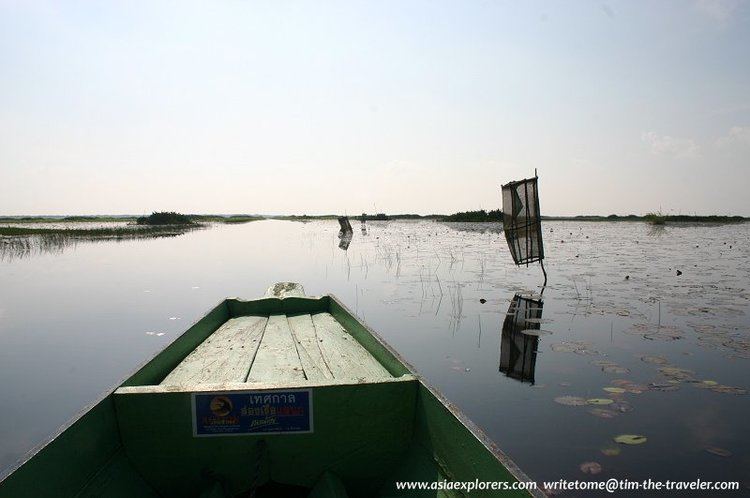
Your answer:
[0,293,539,497]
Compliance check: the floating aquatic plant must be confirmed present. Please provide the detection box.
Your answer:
[648,382,680,392]
[587,398,614,405]
[705,447,732,457]
[639,354,669,365]
[551,341,599,355]
[588,408,618,419]
[692,380,718,389]
[579,461,602,474]
[628,323,683,341]
[658,366,695,382]
[591,360,616,367]
[600,446,621,456]
[603,365,630,374]
[521,329,552,336]
[610,400,633,413]
[710,385,747,395]
[614,434,647,445]
[554,396,587,406]
[610,379,633,386]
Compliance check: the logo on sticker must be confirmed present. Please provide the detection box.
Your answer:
[193,390,312,436]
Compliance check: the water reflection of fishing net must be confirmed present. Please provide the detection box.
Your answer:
[501,177,544,266]
[338,232,352,251]
[499,293,542,384]
[337,217,353,250]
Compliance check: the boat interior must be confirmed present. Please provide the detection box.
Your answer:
[160,310,393,387]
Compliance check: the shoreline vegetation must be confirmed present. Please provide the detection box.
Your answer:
[0,210,746,237]
[0,212,264,237]
[276,211,746,224]
[2,210,742,261]
[0,212,264,225]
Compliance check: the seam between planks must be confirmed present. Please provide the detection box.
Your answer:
[310,312,336,379]
[243,316,270,382]
[286,314,309,380]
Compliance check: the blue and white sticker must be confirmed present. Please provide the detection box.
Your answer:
[192,389,313,437]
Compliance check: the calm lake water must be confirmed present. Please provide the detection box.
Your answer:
[1,220,748,493]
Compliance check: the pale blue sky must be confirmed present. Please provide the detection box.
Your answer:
[1,1,749,216]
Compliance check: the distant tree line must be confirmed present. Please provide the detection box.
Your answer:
[440,209,503,222]
[359,213,390,221]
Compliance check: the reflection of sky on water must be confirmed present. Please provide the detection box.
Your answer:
[0,220,748,488]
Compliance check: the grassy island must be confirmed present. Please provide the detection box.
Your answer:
[136,212,195,226]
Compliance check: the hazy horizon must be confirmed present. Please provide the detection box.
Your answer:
[2,1,749,216]
[1,209,746,218]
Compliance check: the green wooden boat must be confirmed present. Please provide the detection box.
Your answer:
[0,283,539,498]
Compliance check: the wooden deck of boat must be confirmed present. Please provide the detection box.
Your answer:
[161,312,392,386]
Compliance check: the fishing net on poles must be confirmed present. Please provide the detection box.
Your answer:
[501,177,544,266]
[338,217,353,233]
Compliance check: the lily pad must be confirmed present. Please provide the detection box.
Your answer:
[705,446,732,457]
[710,385,747,395]
[658,367,695,381]
[589,408,618,419]
[600,446,621,456]
[649,382,680,392]
[603,365,630,374]
[693,380,718,389]
[579,461,602,474]
[610,400,633,413]
[646,328,683,341]
[689,324,716,333]
[611,379,634,387]
[629,323,684,341]
[551,341,599,355]
[591,360,616,367]
[640,355,669,365]
[614,434,647,445]
[554,395,587,406]
[587,398,614,405]
[603,387,626,394]
[521,329,553,337]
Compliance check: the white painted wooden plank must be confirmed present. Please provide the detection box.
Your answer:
[311,312,391,381]
[246,314,306,383]
[287,314,334,381]
[161,316,267,385]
